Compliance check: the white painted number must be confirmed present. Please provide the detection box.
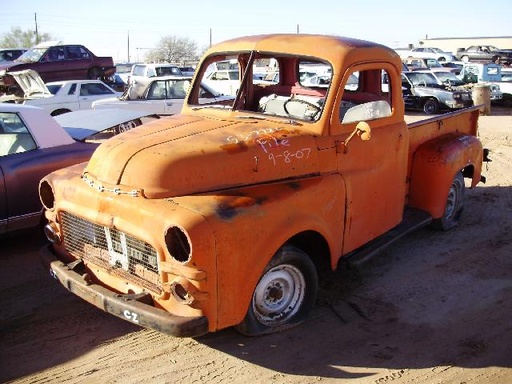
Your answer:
[123,309,140,324]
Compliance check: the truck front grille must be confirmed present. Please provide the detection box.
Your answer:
[60,212,161,293]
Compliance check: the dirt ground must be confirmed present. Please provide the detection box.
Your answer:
[1,107,511,384]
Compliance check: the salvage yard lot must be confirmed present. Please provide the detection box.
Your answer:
[0,108,511,384]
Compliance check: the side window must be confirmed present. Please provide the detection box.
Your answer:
[147,81,167,99]
[66,47,82,60]
[80,83,114,96]
[45,48,62,62]
[68,84,77,95]
[168,80,187,99]
[340,67,392,124]
[77,47,90,59]
[0,112,37,157]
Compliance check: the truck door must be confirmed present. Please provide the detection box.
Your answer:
[331,63,409,254]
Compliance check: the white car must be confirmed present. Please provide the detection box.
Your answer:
[397,47,456,62]
[0,69,122,115]
[128,63,183,85]
[202,69,240,96]
[93,75,234,115]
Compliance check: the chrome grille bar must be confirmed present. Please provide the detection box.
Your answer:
[60,212,161,293]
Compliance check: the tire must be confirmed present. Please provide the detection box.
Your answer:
[431,172,465,231]
[87,67,102,80]
[423,98,439,114]
[114,118,142,134]
[461,55,469,63]
[235,245,318,336]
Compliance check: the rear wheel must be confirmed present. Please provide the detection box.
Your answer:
[235,245,318,336]
[461,55,469,63]
[87,67,102,79]
[423,98,439,114]
[431,172,465,230]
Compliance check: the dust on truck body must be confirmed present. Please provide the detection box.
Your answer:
[40,34,485,337]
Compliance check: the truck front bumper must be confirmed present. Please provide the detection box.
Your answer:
[41,245,209,338]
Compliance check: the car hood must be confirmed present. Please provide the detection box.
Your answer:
[55,109,159,140]
[83,113,322,198]
[1,69,51,98]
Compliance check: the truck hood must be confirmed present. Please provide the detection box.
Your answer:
[83,114,323,198]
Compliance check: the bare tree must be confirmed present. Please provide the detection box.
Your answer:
[146,35,199,65]
[0,27,54,48]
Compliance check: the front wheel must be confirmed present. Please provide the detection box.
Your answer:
[423,98,439,114]
[431,172,465,231]
[235,245,318,336]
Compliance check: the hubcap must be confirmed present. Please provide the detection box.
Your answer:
[252,264,305,326]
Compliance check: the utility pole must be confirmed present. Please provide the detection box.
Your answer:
[34,13,39,44]
[127,31,130,62]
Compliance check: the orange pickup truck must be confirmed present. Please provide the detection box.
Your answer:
[40,34,486,337]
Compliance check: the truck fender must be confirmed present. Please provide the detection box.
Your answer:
[408,133,483,219]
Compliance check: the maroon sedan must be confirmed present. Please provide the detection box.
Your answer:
[0,42,115,92]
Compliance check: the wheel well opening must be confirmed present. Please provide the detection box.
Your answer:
[287,231,331,275]
[462,164,474,179]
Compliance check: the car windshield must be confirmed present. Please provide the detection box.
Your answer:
[406,72,438,85]
[435,72,463,84]
[15,47,47,63]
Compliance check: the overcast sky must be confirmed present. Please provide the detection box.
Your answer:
[2,0,511,63]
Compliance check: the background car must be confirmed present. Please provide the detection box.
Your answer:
[0,104,157,234]
[456,45,512,64]
[1,69,122,115]
[0,48,27,62]
[93,75,234,115]
[0,41,115,91]
[403,57,459,73]
[401,70,473,114]
[440,61,465,75]
[179,66,195,76]
[397,47,457,62]
[128,63,183,86]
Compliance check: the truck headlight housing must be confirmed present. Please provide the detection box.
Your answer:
[165,225,191,263]
[39,180,55,210]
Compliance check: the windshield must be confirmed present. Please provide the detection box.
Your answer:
[435,72,463,84]
[15,47,47,63]
[188,51,331,122]
[405,72,438,86]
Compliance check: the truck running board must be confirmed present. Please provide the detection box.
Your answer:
[344,208,432,268]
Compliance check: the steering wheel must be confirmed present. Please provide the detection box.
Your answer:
[283,98,321,119]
